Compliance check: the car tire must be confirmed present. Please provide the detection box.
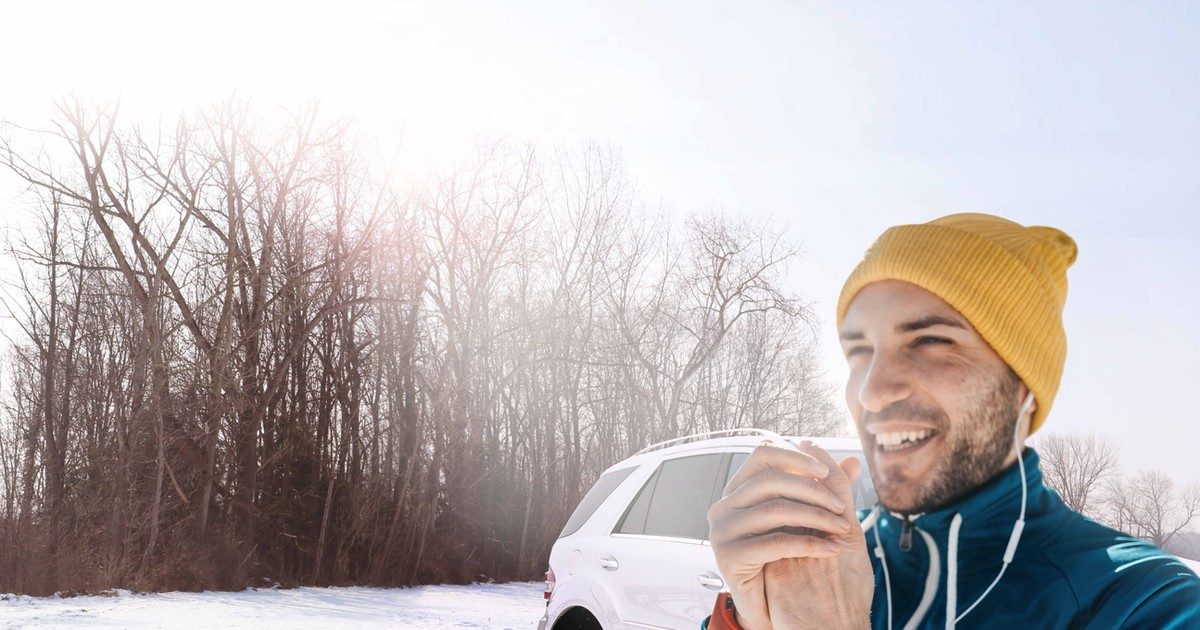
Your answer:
[551,606,603,630]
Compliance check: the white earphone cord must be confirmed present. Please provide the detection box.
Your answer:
[950,391,1034,626]
[871,391,1034,630]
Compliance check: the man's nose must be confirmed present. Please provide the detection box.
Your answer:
[856,352,912,413]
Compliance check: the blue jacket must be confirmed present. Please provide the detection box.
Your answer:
[861,447,1200,628]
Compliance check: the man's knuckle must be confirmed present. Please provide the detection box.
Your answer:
[787,477,816,501]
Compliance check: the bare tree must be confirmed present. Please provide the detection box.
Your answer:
[1105,470,1200,548]
[0,103,844,594]
[608,214,812,442]
[1163,532,1200,561]
[1035,432,1120,514]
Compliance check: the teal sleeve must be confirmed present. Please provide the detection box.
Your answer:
[1117,570,1200,629]
[1094,559,1200,628]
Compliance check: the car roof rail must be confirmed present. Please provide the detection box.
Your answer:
[633,428,788,456]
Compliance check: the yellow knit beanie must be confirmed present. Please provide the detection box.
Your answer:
[836,213,1077,434]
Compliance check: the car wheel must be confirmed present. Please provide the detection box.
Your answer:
[552,606,602,630]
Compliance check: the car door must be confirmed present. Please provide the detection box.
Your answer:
[597,452,725,629]
[689,452,748,626]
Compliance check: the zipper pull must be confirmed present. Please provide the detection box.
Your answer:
[900,515,914,552]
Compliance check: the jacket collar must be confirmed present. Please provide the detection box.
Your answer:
[888,447,1048,542]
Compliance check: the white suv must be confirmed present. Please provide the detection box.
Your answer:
[537,429,875,630]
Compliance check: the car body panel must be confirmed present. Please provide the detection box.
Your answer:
[544,433,871,630]
[598,535,698,628]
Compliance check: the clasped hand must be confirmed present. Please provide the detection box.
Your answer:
[706,441,874,629]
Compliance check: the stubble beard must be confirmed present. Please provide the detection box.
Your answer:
[873,364,1022,513]
[905,367,1023,514]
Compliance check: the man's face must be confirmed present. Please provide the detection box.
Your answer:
[839,280,1033,514]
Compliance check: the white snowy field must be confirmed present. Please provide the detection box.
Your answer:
[0,581,546,629]
[3,560,1198,628]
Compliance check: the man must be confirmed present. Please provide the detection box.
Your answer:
[704,213,1200,628]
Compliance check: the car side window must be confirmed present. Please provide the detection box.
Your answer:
[725,452,749,489]
[851,462,878,509]
[615,453,724,540]
[723,449,877,510]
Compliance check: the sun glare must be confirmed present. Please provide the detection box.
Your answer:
[6,1,538,163]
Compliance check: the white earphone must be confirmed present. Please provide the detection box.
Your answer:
[950,390,1036,626]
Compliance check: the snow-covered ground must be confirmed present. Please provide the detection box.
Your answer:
[3,561,1199,628]
[0,581,545,629]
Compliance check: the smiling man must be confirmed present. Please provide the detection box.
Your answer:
[705,214,1200,628]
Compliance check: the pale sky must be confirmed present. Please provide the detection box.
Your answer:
[2,1,1198,485]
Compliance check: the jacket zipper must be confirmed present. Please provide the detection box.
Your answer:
[900,514,914,552]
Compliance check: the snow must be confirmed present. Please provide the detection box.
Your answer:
[0,581,545,629]
[4,561,1199,628]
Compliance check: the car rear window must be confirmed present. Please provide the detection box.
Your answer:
[615,453,724,540]
[615,468,659,535]
[559,466,637,538]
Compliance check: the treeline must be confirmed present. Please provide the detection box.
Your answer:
[1036,433,1199,554]
[0,101,843,595]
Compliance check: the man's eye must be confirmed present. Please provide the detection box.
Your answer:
[914,336,952,347]
[845,346,871,358]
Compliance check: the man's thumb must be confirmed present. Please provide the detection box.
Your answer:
[839,456,862,484]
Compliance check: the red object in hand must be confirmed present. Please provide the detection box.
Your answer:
[706,592,745,629]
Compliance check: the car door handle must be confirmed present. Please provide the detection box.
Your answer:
[599,555,619,570]
[697,573,724,589]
